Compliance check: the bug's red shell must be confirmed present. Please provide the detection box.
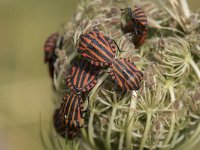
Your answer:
[110,58,143,91]
[44,32,59,63]
[77,29,116,67]
[53,93,85,139]
[65,59,100,93]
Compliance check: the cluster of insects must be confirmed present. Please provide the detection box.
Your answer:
[44,5,147,139]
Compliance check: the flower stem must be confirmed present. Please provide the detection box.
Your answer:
[164,86,176,145]
[105,107,117,150]
[179,0,190,18]
[169,86,176,103]
[87,72,109,149]
[139,111,152,150]
[126,91,137,150]
[118,132,125,150]
[88,111,96,148]
[89,72,109,106]
[176,123,200,150]
[189,59,200,81]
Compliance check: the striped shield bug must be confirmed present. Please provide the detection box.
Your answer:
[121,5,147,34]
[61,93,84,128]
[44,33,63,78]
[65,59,100,94]
[77,29,117,67]
[53,108,66,138]
[44,32,59,63]
[110,58,143,91]
[53,93,85,138]
[53,109,81,139]
[132,28,147,48]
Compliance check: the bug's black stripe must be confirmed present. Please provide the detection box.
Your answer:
[96,33,109,47]
[78,62,88,88]
[74,100,79,122]
[68,95,77,120]
[63,94,74,118]
[85,34,114,60]
[71,63,79,89]
[112,62,133,89]
[78,46,99,61]
[123,60,142,78]
[75,61,85,87]
[125,60,143,78]
[133,15,146,19]
[93,35,115,59]
[116,59,140,88]
[86,34,113,58]
[81,37,110,62]
[133,11,144,16]
[114,60,138,90]
[122,60,142,87]
[60,97,69,120]
[133,8,143,15]
[79,66,88,88]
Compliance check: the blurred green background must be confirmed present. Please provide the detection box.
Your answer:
[0,0,199,150]
[0,0,77,150]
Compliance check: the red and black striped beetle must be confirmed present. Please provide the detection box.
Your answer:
[110,58,143,91]
[43,33,63,78]
[132,28,147,48]
[121,5,147,47]
[77,29,117,67]
[121,5,147,35]
[65,59,101,94]
[44,32,59,63]
[53,93,84,139]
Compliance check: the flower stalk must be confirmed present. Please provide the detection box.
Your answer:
[126,91,137,150]
[139,111,152,150]
[189,58,200,81]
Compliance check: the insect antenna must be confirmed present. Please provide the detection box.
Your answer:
[112,40,125,53]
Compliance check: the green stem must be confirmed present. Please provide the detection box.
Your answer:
[65,140,73,150]
[179,0,190,18]
[165,113,176,145]
[176,123,200,150]
[88,112,96,148]
[80,128,87,139]
[89,72,109,106]
[164,86,176,145]
[189,59,200,81]
[87,72,109,149]
[118,132,125,150]
[126,91,137,150]
[169,86,176,103]
[106,107,117,150]
[139,111,152,150]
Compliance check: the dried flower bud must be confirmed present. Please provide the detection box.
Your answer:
[173,100,184,110]
[153,119,164,132]
[158,37,165,50]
